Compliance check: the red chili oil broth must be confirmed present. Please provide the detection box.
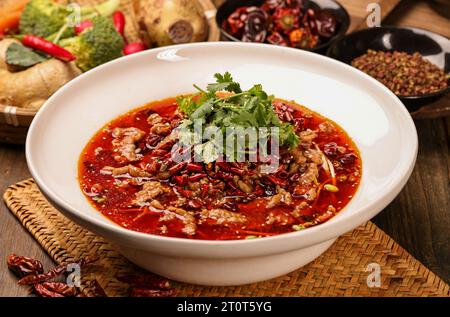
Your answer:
[79,97,361,240]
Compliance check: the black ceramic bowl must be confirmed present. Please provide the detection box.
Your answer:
[327,26,450,112]
[216,0,350,54]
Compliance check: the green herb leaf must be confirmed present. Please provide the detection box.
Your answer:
[176,72,300,161]
[207,72,242,94]
[6,43,49,69]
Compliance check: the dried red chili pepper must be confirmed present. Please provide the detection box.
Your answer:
[242,8,267,43]
[168,162,187,175]
[37,282,78,297]
[199,183,209,198]
[186,163,203,172]
[145,134,162,148]
[230,167,245,176]
[116,273,171,289]
[130,288,177,297]
[289,28,318,49]
[267,31,288,46]
[18,256,98,285]
[187,199,202,209]
[262,0,285,10]
[267,175,288,186]
[286,0,305,9]
[226,0,337,49]
[273,8,300,33]
[225,7,248,35]
[187,173,206,182]
[33,283,65,297]
[172,175,186,185]
[215,161,230,171]
[7,254,44,278]
[175,187,193,198]
[276,170,289,179]
[314,10,336,38]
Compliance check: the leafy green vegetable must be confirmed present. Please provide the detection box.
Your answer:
[177,72,300,161]
[19,0,120,41]
[5,42,49,69]
[60,16,124,72]
[19,0,70,38]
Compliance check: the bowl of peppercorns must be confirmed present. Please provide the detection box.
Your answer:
[216,0,350,53]
[327,26,450,112]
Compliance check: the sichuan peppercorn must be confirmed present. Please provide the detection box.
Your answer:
[352,50,449,96]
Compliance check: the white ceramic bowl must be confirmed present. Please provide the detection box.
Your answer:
[26,42,418,286]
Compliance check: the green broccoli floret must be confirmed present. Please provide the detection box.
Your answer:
[19,0,69,38]
[61,16,124,72]
[19,0,120,39]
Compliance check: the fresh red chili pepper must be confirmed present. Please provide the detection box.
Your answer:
[112,11,126,37]
[22,35,75,62]
[75,20,93,34]
[123,42,146,55]
[186,163,203,172]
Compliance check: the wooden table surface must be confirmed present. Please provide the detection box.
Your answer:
[1,0,449,296]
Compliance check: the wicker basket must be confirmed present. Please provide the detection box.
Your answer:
[0,0,219,144]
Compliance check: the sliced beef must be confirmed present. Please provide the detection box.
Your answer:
[199,208,246,225]
[133,181,168,206]
[112,127,145,163]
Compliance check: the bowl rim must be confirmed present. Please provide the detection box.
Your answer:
[326,25,450,100]
[26,41,418,250]
[216,0,350,52]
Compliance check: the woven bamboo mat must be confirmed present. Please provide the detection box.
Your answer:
[3,179,449,297]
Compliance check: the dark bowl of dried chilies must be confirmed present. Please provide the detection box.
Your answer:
[327,26,450,112]
[216,0,350,53]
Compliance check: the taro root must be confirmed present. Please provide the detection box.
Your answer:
[136,0,209,47]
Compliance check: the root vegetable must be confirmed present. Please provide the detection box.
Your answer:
[137,0,209,47]
[0,39,81,110]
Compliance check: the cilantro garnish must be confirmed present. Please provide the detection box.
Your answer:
[176,72,300,162]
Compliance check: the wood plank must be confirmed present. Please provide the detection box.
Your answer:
[373,116,450,282]
[339,0,402,32]
[0,145,54,296]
